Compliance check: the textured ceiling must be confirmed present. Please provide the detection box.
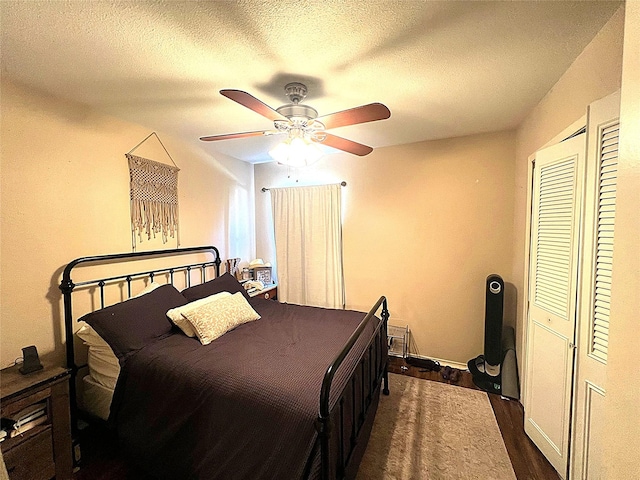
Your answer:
[1,1,620,163]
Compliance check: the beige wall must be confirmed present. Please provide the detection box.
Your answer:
[603,1,640,477]
[255,130,516,365]
[0,79,255,368]
[512,7,624,368]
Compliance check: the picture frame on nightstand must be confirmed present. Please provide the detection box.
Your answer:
[253,266,272,285]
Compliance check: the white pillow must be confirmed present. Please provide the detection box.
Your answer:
[77,321,110,349]
[77,323,120,389]
[75,281,161,389]
[166,291,232,337]
[181,292,261,345]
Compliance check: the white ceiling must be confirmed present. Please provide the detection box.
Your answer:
[1,1,620,163]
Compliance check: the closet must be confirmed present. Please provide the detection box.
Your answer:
[523,91,620,480]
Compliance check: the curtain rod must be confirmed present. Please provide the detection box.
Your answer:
[261,181,346,192]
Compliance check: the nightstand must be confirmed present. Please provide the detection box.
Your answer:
[1,364,72,480]
[249,284,278,300]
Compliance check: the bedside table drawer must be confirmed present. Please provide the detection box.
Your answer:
[3,427,55,480]
[248,285,277,300]
[1,387,50,418]
[262,287,277,300]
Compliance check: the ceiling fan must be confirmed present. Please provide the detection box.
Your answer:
[199,82,391,159]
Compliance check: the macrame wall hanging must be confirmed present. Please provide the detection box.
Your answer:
[126,132,180,251]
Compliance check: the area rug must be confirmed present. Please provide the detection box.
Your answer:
[356,374,516,479]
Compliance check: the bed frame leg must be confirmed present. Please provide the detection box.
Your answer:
[382,299,390,395]
[383,364,390,395]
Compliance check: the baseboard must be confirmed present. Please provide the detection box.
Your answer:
[406,353,468,371]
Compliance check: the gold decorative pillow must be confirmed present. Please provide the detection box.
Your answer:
[181,292,261,345]
[166,292,232,337]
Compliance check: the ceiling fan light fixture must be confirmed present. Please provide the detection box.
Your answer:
[289,137,307,158]
[268,141,290,163]
[269,136,323,168]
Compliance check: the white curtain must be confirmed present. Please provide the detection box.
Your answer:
[270,184,345,308]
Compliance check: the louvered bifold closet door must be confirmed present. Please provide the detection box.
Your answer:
[591,123,619,362]
[534,159,576,320]
[524,134,585,478]
[569,91,619,480]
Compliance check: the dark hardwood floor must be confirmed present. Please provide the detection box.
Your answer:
[73,357,559,479]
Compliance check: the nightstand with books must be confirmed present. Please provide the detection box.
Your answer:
[1,364,72,480]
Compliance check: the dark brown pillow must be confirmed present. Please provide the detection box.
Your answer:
[79,284,187,361]
[181,272,250,302]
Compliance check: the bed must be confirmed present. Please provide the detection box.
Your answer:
[61,246,389,479]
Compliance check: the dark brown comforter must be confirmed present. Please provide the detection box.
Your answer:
[109,297,382,480]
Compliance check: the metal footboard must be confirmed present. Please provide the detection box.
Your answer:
[316,296,390,479]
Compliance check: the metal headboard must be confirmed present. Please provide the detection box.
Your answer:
[59,245,221,431]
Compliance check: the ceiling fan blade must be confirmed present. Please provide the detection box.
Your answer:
[220,89,286,121]
[318,103,390,130]
[199,130,267,142]
[320,133,374,156]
